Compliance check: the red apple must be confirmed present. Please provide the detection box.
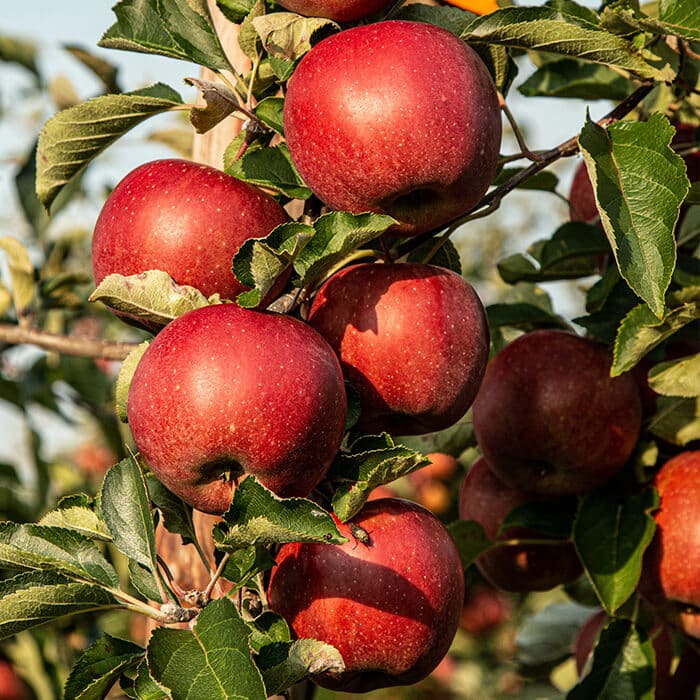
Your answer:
[568,160,599,224]
[0,660,29,700]
[127,303,347,514]
[307,262,489,435]
[472,330,642,496]
[267,497,464,692]
[639,450,700,640]
[458,457,582,592]
[459,584,512,636]
[284,20,502,235]
[276,0,395,21]
[92,159,289,306]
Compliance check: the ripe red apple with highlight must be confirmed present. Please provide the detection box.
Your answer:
[268,498,464,692]
[127,304,346,514]
[458,457,582,592]
[284,20,502,235]
[92,159,289,306]
[639,450,700,640]
[276,0,394,21]
[472,330,642,496]
[308,262,489,435]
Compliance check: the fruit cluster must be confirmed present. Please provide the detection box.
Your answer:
[83,8,699,697]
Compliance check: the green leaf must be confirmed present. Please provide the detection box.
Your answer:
[214,476,346,550]
[252,13,338,63]
[185,77,240,134]
[0,34,39,78]
[89,270,213,329]
[216,0,256,23]
[64,45,122,94]
[115,341,150,423]
[145,475,198,546]
[100,0,230,70]
[256,639,344,697]
[0,522,119,588]
[38,494,112,542]
[494,167,559,192]
[567,618,655,700]
[0,571,117,640]
[148,598,266,700]
[254,97,284,134]
[37,84,183,211]
[500,500,576,539]
[648,353,700,397]
[518,58,634,100]
[248,612,290,652]
[612,287,700,374]
[461,6,657,79]
[406,237,463,274]
[101,458,162,601]
[658,0,700,40]
[329,434,430,522]
[293,211,397,287]
[232,222,312,308]
[573,488,658,615]
[516,602,600,669]
[225,140,312,199]
[132,658,171,699]
[498,222,609,284]
[0,237,35,314]
[486,302,573,332]
[64,634,144,700]
[648,395,700,445]
[220,546,275,589]
[395,4,477,35]
[578,113,688,318]
[447,520,492,570]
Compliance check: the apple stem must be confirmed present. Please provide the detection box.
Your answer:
[499,93,544,163]
[202,551,231,603]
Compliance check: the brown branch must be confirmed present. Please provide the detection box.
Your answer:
[0,322,139,361]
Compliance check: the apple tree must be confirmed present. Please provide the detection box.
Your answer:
[0,0,698,698]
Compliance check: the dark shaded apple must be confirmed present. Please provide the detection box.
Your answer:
[568,160,600,225]
[638,450,700,640]
[307,262,489,435]
[267,498,464,692]
[127,304,346,514]
[92,159,289,306]
[458,457,582,592]
[459,584,512,636]
[472,330,642,496]
[284,20,502,235]
[276,0,394,21]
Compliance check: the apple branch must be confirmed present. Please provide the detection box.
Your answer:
[0,322,140,361]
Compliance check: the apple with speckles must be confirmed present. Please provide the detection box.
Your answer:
[126,303,347,514]
[276,0,395,21]
[639,450,700,640]
[267,497,464,692]
[458,457,582,592]
[307,262,489,435]
[91,159,289,316]
[472,330,642,496]
[283,20,502,235]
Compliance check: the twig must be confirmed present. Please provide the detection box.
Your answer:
[203,551,231,603]
[0,322,140,360]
